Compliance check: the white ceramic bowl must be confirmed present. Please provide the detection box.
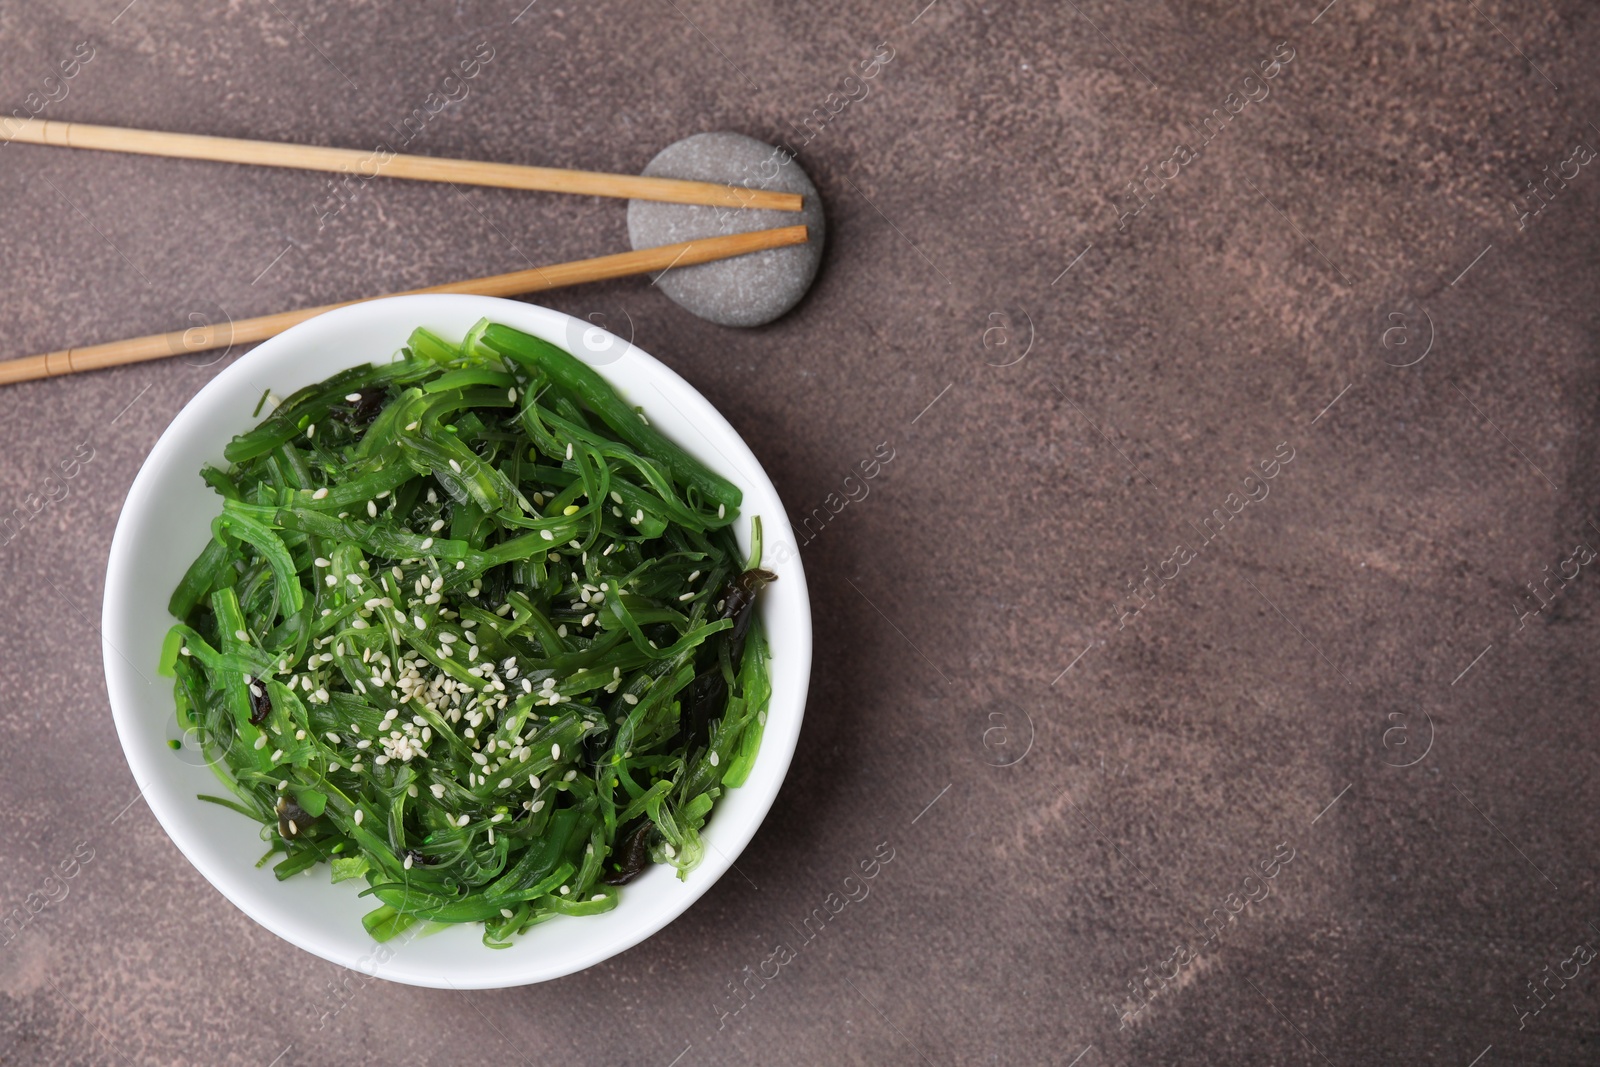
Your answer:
[103,295,810,988]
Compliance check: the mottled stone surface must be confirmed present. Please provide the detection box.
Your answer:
[2,2,1600,1065]
[629,131,825,326]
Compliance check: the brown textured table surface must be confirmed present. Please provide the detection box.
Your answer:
[3,2,1599,1064]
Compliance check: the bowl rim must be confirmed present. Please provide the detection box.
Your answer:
[102,294,810,987]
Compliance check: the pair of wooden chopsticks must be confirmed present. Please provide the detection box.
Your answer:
[0,120,804,386]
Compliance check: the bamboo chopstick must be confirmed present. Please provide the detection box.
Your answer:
[6,119,803,212]
[0,225,808,386]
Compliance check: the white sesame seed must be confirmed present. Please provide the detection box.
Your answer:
[347,573,362,585]
[405,421,420,432]
[581,613,596,627]
[718,504,725,518]
[306,423,316,438]
[367,500,378,518]
[430,519,445,532]
[431,784,446,798]
[288,820,298,835]
[270,749,283,762]
[551,743,561,760]
[403,855,413,870]
[253,735,267,750]
[540,529,553,541]
[345,393,362,402]
[565,442,574,460]
[500,907,514,919]
[234,629,249,642]
[610,491,622,504]
[457,814,471,827]
[623,694,638,705]
[528,775,540,789]
[448,459,462,473]
[354,809,364,825]
[710,751,720,766]
[312,488,329,500]
[678,592,694,602]
[531,799,545,813]
[456,561,465,570]
[559,885,570,896]
[420,537,433,550]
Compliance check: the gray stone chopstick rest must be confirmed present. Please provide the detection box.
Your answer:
[627,132,825,327]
